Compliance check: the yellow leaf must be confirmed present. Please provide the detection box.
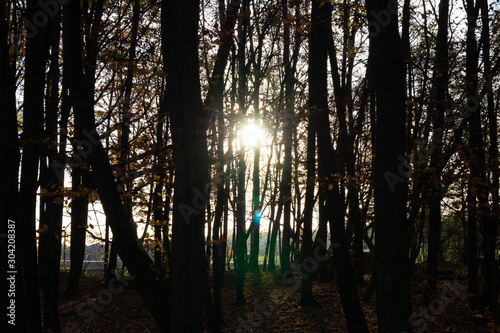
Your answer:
[53,197,63,205]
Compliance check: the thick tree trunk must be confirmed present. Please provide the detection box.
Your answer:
[479,0,500,323]
[19,0,50,330]
[0,4,21,331]
[163,0,209,330]
[64,1,170,331]
[366,0,412,331]
[38,12,65,330]
[464,0,489,316]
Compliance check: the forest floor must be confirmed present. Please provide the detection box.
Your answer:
[54,264,495,332]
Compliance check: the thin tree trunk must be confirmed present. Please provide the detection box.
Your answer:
[327,22,365,285]
[300,69,316,306]
[212,110,226,323]
[234,0,249,304]
[466,191,480,311]
[426,0,449,297]
[314,186,329,282]
[312,1,368,331]
[65,168,89,295]
[248,45,262,273]
[279,0,293,279]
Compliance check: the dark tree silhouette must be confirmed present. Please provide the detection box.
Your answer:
[162,0,210,329]
[366,0,412,331]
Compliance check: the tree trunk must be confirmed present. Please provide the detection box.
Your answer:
[312,1,368,331]
[248,46,263,273]
[426,0,449,297]
[279,0,293,280]
[212,110,226,323]
[38,11,65,330]
[65,168,89,296]
[466,191,480,311]
[314,186,329,282]
[479,0,500,323]
[327,24,365,286]
[366,0,412,330]
[0,3,21,331]
[19,0,50,330]
[300,68,316,306]
[163,0,209,330]
[234,0,249,304]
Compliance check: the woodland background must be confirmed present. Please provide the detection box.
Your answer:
[0,0,499,332]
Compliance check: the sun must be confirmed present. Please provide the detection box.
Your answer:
[240,122,264,149]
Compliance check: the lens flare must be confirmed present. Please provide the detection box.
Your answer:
[240,122,264,148]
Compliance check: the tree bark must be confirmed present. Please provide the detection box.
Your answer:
[163,0,209,330]
[234,0,249,304]
[479,0,500,323]
[300,68,316,306]
[426,0,449,296]
[366,0,412,330]
[38,10,65,330]
[0,3,22,331]
[279,0,294,280]
[65,168,89,296]
[19,0,50,330]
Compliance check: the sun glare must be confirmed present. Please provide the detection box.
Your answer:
[240,122,264,149]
